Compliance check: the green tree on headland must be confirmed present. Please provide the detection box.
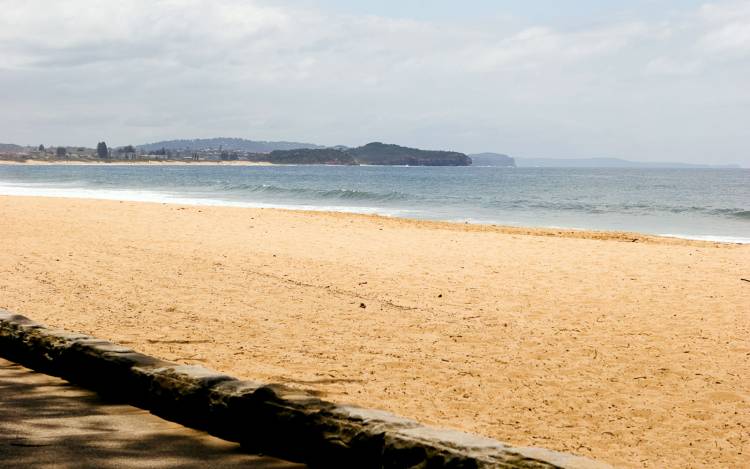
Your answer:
[97,141,108,159]
[56,147,67,158]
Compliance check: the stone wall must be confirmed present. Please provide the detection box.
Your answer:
[0,309,614,468]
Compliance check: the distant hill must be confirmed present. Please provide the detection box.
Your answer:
[267,143,472,166]
[349,142,471,166]
[0,143,24,152]
[515,157,741,169]
[468,153,516,167]
[137,137,323,153]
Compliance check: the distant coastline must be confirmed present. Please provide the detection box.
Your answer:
[1,139,473,167]
[0,159,276,166]
[2,135,745,168]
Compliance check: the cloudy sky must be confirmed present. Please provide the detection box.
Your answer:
[1,0,749,165]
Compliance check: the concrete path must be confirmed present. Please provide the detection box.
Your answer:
[0,358,306,468]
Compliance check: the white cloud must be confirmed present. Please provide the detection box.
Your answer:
[644,57,702,76]
[0,0,748,165]
[698,1,750,55]
[700,21,750,54]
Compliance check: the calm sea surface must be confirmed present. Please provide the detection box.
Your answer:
[1,165,748,243]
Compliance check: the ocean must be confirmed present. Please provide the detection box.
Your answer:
[0,164,748,243]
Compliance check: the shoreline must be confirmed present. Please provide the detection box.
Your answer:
[0,190,746,246]
[0,193,738,247]
[2,161,747,245]
[1,195,748,468]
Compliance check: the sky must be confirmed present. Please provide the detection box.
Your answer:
[0,1,749,165]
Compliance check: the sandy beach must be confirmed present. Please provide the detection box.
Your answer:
[1,195,748,468]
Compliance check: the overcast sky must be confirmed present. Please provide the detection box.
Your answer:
[1,1,749,165]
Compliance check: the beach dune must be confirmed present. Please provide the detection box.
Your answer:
[1,196,748,468]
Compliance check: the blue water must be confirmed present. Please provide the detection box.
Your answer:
[1,165,748,243]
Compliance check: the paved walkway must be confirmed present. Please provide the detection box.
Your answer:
[0,358,305,468]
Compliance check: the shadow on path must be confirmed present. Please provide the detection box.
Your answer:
[0,359,305,468]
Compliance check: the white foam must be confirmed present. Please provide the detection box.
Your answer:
[0,182,414,218]
[659,233,750,244]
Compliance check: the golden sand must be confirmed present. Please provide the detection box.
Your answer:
[1,196,748,468]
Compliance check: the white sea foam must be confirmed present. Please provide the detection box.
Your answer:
[659,234,750,244]
[0,181,413,218]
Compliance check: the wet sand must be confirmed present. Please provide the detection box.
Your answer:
[1,195,748,468]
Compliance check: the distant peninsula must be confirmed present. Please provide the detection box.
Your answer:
[260,143,471,166]
[351,142,471,166]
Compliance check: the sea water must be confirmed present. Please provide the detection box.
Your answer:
[0,164,748,243]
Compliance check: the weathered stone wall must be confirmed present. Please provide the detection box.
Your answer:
[0,309,614,468]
